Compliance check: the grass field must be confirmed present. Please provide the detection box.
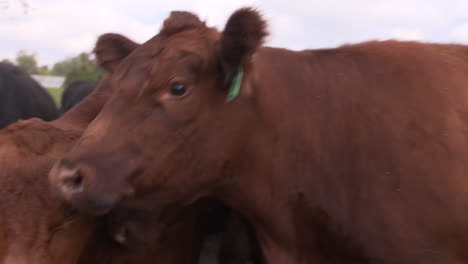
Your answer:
[46,88,64,108]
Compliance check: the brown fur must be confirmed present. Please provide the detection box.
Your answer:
[0,119,90,264]
[49,8,468,264]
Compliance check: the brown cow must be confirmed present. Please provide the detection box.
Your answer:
[1,31,258,264]
[49,7,468,264]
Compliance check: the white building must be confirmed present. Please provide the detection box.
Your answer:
[32,75,65,89]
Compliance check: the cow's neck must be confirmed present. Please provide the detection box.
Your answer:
[208,109,308,262]
[52,87,110,130]
[214,47,362,263]
[215,131,308,263]
[52,75,114,130]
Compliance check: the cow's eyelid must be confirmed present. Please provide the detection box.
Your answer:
[168,82,190,98]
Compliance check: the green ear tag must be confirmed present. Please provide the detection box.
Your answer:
[226,64,244,102]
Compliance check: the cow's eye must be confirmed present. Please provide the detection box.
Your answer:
[169,83,187,96]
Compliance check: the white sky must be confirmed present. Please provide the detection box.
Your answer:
[1,0,468,66]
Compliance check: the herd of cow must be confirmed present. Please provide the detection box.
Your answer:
[2,7,468,264]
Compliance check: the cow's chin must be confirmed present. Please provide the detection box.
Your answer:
[65,192,122,216]
[104,196,186,248]
[108,219,166,247]
[106,207,190,249]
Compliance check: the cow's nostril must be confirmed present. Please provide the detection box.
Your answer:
[64,171,82,187]
[59,168,84,193]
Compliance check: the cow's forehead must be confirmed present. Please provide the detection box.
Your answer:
[112,35,185,78]
[155,26,220,61]
[108,28,220,98]
[112,46,153,81]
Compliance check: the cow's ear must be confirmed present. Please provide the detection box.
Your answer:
[219,8,268,88]
[93,33,139,73]
[160,11,204,36]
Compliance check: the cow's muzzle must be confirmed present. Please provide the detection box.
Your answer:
[49,158,124,215]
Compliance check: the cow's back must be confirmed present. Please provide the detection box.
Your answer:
[0,118,90,263]
[0,63,59,128]
[248,41,468,263]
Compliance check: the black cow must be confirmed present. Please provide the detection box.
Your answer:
[60,81,97,114]
[0,62,59,128]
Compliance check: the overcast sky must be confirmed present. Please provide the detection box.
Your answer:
[1,0,468,67]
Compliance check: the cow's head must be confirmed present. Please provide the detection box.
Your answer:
[49,8,267,217]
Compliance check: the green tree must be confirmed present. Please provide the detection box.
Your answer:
[52,53,104,87]
[37,65,49,75]
[15,50,38,74]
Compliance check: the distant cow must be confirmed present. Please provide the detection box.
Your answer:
[50,8,468,264]
[0,62,58,128]
[60,80,97,114]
